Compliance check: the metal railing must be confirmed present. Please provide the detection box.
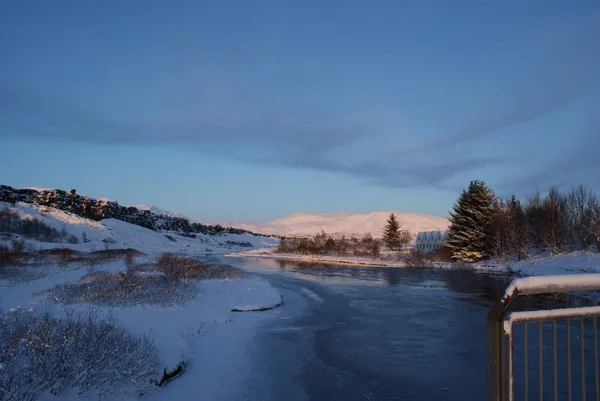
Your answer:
[487,274,600,401]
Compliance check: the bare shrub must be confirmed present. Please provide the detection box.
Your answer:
[0,308,162,400]
[157,253,185,282]
[0,208,65,243]
[124,249,136,272]
[39,271,197,306]
[276,232,385,258]
[157,254,246,284]
[404,249,431,267]
[0,240,34,267]
[57,247,73,266]
[0,243,12,267]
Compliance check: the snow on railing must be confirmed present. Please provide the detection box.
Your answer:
[503,273,600,299]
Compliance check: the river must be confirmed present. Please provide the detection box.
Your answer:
[221,257,572,401]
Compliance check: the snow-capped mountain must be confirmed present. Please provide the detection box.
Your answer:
[228,211,449,237]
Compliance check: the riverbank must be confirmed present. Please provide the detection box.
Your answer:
[226,248,417,267]
[229,248,600,279]
[0,254,282,400]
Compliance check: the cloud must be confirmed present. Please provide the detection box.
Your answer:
[0,84,505,190]
[498,119,600,196]
[401,11,600,155]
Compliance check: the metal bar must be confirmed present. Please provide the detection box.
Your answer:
[594,317,598,401]
[582,318,586,401]
[507,306,600,326]
[568,318,572,401]
[540,321,543,401]
[487,294,515,401]
[553,321,558,401]
[525,323,529,401]
[504,335,508,401]
[510,328,515,401]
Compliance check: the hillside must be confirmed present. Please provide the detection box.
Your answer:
[230,211,449,238]
[0,185,253,236]
[0,200,276,255]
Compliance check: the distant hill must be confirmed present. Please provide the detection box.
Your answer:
[0,185,254,236]
[228,211,449,238]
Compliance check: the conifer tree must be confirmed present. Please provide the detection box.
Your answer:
[382,213,402,250]
[446,180,496,262]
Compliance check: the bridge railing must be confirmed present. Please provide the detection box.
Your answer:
[487,274,600,401]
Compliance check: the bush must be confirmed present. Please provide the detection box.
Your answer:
[225,240,253,247]
[0,239,34,267]
[40,271,196,306]
[124,249,136,272]
[275,232,384,258]
[0,308,162,400]
[0,208,68,243]
[41,257,248,307]
[157,254,245,284]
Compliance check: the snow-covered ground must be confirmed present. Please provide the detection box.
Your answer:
[1,201,277,255]
[0,201,282,400]
[0,256,282,401]
[473,250,600,277]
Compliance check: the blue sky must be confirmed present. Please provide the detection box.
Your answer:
[1,1,599,222]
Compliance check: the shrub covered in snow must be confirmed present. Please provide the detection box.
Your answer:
[0,308,162,401]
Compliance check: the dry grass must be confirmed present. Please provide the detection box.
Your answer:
[156,253,248,283]
[40,254,248,306]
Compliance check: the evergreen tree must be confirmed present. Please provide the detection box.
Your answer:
[505,195,529,259]
[446,180,496,262]
[382,213,402,250]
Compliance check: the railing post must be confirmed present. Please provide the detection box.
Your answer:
[488,294,515,401]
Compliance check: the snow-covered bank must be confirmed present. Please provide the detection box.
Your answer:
[0,255,282,400]
[228,248,410,267]
[230,248,600,282]
[1,201,277,256]
[473,251,600,277]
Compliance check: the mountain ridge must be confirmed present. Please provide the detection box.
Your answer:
[221,210,449,238]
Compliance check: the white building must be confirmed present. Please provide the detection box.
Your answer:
[416,231,446,252]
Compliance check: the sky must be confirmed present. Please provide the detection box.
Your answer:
[1,1,599,223]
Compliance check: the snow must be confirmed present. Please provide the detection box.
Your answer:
[0,201,283,400]
[134,204,187,219]
[503,273,600,299]
[0,256,282,401]
[0,201,277,255]
[222,210,449,238]
[471,251,600,279]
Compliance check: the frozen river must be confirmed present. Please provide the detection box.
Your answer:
[221,258,568,401]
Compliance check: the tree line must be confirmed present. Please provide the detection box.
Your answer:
[276,214,413,258]
[446,180,600,262]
